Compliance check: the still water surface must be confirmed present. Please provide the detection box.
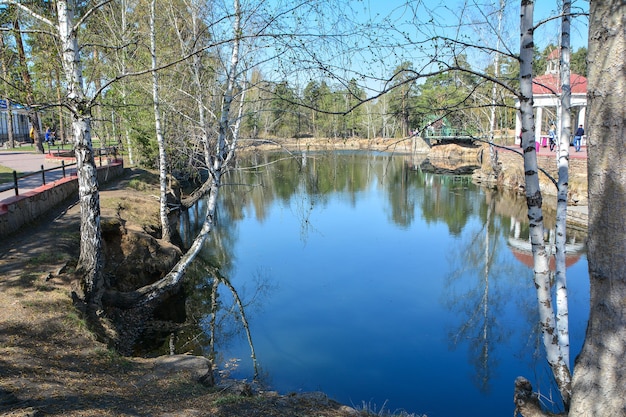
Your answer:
[181,151,589,417]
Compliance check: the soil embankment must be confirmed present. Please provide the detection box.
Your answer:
[0,168,359,417]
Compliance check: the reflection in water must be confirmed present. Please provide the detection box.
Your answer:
[444,190,508,394]
[178,151,588,416]
[507,216,586,271]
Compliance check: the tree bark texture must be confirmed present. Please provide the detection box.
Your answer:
[569,1,626,415]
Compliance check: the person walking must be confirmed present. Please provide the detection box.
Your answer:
[574,124,584,152]
[549,123,557,151]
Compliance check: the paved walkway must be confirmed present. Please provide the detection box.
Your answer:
[504,144,588,159]
[0,151,77,202]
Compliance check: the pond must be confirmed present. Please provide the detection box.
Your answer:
[178,151,589,417]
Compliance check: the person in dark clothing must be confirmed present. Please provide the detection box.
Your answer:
[574,125,584,152]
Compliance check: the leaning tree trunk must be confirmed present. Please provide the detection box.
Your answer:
[57,0,104,307]
[515,1,571,413]
[569,1,626,415]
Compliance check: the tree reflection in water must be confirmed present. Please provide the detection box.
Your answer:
[170,151,588,415]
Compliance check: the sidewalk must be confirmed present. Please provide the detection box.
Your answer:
[505,143,588,159]
[536,144,587,159]
[0,151,77,202]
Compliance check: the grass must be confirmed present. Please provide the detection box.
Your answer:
[2,143,37,152]
[29,252,61,265]
[212,394,250,406]
[354,401,426,417]
[94,347,134,370]
[0,168,18,183]
[128,178,152,191]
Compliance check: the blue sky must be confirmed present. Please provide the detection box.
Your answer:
[359,0,589,50]
[255,0,589,94]
[351,0,589,93]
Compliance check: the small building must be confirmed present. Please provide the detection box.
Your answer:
[515,49,588,146]
[0,99,31,144]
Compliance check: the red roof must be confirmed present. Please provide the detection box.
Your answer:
[512,249,581,270]
[533,73,588,95]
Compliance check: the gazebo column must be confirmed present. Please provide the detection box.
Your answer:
[535,106,543,145]
[578,106,586,127]
[578,106,587,146]
[515,111,521,145]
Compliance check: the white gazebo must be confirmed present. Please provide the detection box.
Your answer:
[515,49,588,146]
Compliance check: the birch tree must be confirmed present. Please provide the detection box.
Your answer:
[149,0,171,242]
[55,0,106,307]
[101,0,245,349]
[516,0,572,411]
[554,0,572,375]
[0,0,108,306]
[516,1,625,415]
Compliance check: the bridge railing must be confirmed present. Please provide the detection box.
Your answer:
[423,128,474,138]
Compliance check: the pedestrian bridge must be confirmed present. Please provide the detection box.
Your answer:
[423,128,476,144]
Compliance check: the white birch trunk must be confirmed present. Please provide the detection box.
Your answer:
[488,0,505,171]
[150,0,171,242]
[57,0,104,306]
[190,4,212,170]
[120,0,134,166]
[518,0,571,409]
[554,0,571,373]
[216,0,241,169]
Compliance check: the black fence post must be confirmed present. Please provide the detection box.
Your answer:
[41,164,45,185]
[62,160,66,177]
[13,171,18,196]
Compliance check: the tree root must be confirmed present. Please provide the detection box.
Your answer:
[514,376,565,417]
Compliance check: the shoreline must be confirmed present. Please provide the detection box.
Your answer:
[243,137,588,229]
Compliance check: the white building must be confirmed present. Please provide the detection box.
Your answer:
[0,99,31,144]
[515,49,588,146]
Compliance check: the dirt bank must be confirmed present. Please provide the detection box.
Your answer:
[0,168,363,417]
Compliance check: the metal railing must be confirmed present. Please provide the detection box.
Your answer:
[0,160,77,197]
[423,128,474,138]
[0,147,118,197]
